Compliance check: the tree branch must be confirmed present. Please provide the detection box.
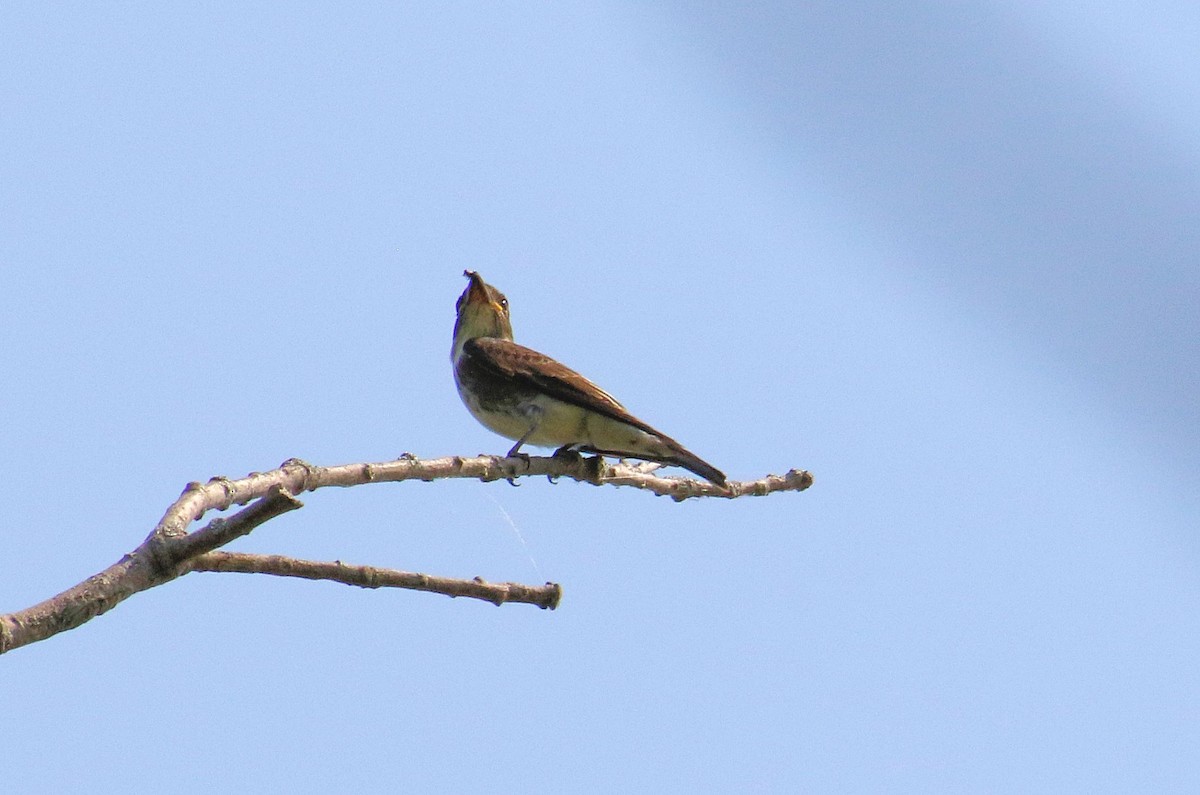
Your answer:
[184,552,562,609]
[0,454,812,655]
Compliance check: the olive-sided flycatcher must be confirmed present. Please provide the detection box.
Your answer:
[452,271,727,486]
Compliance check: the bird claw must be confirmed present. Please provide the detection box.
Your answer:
[545,448,577,483]
[504,451,532,486]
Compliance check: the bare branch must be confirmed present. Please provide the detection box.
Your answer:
[0,489,305,655]
[1,453,811,655]
[150,454,813,543]
[184,552,562,609]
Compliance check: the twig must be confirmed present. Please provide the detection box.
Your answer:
[184,552,562,609]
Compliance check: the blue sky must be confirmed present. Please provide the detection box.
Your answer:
[3,2,1198,791]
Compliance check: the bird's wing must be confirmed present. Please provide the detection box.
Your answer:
[464,337,664,436]
[464,337,728,485]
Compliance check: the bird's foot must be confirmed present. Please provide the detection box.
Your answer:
[547,445,586,483]
[504,450,532,486]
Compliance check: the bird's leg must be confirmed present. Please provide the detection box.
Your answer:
[502,411,542,485]
[506,426,537,459]
[506,404,544,459]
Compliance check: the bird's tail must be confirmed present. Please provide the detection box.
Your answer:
[580,442,727,487]
[666,447,727,487]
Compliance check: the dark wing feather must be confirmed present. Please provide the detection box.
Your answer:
[464,338,665,437]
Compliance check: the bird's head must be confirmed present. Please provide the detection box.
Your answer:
[452,270,514,360]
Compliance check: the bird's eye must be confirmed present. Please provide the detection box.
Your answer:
[499,297,508,310]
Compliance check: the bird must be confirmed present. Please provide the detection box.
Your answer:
[451,270,727,486]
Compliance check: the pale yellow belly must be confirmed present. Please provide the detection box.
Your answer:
[460,388,671,458]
